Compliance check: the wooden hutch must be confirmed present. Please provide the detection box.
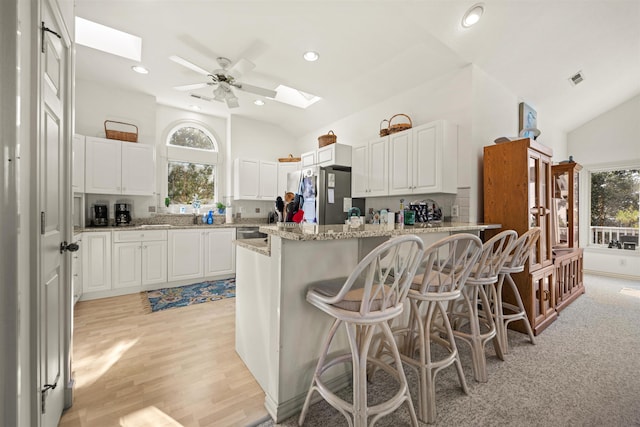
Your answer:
[483,138,556,335]
[551,161,585,312]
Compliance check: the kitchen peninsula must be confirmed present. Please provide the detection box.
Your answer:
[235,221,499,422]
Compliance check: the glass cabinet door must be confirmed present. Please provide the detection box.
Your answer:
[552,162,582,249]
[528,150,553,269]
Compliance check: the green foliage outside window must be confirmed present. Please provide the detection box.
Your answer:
[168,162,214,204]
[168,127,214,150]
[590,169,639,228]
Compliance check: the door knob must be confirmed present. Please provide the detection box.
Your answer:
[60,241,80,253]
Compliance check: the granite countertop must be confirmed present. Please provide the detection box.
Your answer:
[259,222,501,241]
[77,221,268,233]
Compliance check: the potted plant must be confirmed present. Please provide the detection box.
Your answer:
[216,202,226,214]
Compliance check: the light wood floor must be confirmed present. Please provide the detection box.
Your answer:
[58,293,268,427]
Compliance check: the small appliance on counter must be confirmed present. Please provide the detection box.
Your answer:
[92,204,109,227]
[115,203,132,226]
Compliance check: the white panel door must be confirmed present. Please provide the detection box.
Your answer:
[413,123,439,193]
[204,228,236,276]
[368,137,389,196]
[234,158,260,200]
[351,144,368,197]
[259,161,278,200]
[168,230,204,281]
[388,131,413,195]
[82,232,112,293]
[142,240,168,285]
[121,143,155,195]
[113,242,142,289]
[85,137,121,194]
[277,161,300,199]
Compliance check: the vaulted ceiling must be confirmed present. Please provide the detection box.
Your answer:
[74,1,640,138]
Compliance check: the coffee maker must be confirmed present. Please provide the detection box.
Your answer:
[93,204,109,227]
[115,203,132,226]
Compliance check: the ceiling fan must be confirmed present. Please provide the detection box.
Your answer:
[170,55,277,108]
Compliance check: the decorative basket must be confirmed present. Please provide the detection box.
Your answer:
[387,113,413,135]
[104,120,138,142]
[278,154,301,162]
[379,119,390,137]
[318,130,337,148]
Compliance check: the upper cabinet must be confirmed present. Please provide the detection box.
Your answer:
[72,134,85,193]
[551,162,582,249]
[84,136,155,196]
[301,143,352,168]
[234,158,277,201]
[388,120,458,195]
[352,137,388,197]
[352,120,458,198]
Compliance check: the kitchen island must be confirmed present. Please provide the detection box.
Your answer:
[235,222,499,422]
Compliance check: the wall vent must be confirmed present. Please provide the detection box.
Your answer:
[569,70,585,86]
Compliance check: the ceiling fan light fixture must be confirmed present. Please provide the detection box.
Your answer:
[303,51,319,62]
[131,65,149,74]
[462,3,484,28]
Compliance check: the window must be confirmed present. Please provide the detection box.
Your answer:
[166,123,219,206]
[589,167,639,247]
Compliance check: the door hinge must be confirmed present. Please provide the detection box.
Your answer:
[40,212,46,235]
[41,21,62,54]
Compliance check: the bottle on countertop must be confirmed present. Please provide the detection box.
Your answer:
[397,199,405,226]
[207,210,213,225]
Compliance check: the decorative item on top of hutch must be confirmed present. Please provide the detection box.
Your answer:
[484,137,556,335]
[551,160,584,312]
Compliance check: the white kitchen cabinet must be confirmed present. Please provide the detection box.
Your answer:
[352,137,388,197]
[388,120,458,195]
[72,233,83,304]
[204,228,236,277]
[168,229,205,282]
[113,229,167,289]
[85,136,155,195]
[277,161,300,198]
[168,228,236,281]
[233,158,277,200]
[316,143,352,167]
[82,231,112,293]
[72,134,85,193]
[301,143,352,168]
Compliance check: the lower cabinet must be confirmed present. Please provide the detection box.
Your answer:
[82,231,112,294]
[553,248,584,312]
[113,230,167,289]
[168,228,237,282]
[508,264,557,336]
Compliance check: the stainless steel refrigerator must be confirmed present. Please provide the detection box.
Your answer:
[287,165,360,225]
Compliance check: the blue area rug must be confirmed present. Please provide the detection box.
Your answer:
[144,278,235,312]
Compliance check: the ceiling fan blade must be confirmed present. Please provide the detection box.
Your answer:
[169,55,210,76]
[227,58,255,79]
[190,93,219,103]
[235,82,277,98]
[174,82,210,91]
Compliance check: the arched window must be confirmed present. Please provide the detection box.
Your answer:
[166,123,219,206]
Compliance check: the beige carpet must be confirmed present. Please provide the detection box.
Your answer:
[257,274,640,427]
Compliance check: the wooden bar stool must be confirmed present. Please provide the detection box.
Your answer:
[298,235,424,427]
[378,234,483,424]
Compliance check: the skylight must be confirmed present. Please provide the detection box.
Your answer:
[273,85,321,109]
[75,17,142,61]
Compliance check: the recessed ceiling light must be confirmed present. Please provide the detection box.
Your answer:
[462,3,484,28]
[131,65,149,74]
[189,105,201,111]
[254,99,265,106]
[303,51,319,62]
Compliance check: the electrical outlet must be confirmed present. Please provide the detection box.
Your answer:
[148,206,156,213]
[451,205,459,217]
[255,207,260,213]
[620,259,627,266]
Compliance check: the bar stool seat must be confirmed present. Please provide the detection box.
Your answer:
[298,235,424,427]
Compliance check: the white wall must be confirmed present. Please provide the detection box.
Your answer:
[568,94,640,279]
